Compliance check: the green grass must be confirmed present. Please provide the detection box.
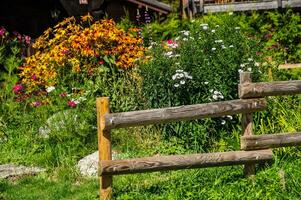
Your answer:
[1,154,301,200]
[1,95,301,200]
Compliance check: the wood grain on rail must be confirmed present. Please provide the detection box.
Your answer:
[105,98,267,129]
[100,149,273,176]
[239,80,301,98]
[241,132,301,150]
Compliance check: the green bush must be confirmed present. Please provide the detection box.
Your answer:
[140,13,264,150]
[242,9,301,63]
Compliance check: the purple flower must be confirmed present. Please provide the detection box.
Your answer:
[144,9,151,24]
[13,31,22,41]
[136,9,141,25]
[59,92,67,97]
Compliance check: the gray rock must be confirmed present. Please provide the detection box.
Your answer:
[77,150,128,177]
[39,110,78,138]
[0,164,45,179]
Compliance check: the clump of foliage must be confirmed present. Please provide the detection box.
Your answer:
[242,9,301,63]
[140,13,263,150]
[19,14,145,93]
[0,27,30,101]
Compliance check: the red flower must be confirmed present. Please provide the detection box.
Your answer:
[31,75,38,80]
[167,39,175,45]
[67,100,77,107]
[13,84,23,94]
[61,49,69,55]
[98,60,104,65]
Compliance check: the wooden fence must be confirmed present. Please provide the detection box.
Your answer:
[96,72,301,199]
[182,0,301,18]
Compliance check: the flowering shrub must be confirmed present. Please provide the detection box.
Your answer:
[140,13,264,150]
[19,14,145,92]
[0,27,31,102]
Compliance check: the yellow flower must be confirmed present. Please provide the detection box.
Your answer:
[81,13,93,22]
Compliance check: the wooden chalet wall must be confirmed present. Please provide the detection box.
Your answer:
[0,0,68,37]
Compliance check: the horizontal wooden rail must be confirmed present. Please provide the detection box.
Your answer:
[104,98,267,129]
[241,132,301,150]
[239,80,301,98]
[203,1,279,13]
[279,63,301,69]
[100,149,273,175]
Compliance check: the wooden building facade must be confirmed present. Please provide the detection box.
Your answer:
[0,0,172,37]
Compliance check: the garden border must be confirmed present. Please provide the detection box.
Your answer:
[96,72,301,200]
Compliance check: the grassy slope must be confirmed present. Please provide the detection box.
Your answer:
[1,96,301,200]
[1,155,301,199]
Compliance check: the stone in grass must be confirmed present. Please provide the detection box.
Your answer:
[39,110,78,138]
[0,164,45,179]
[77,150,128,177]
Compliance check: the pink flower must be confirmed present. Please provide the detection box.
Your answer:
[0,27,6,37]
[24,35,31,45]
[98,60,104,65]
[13,31,22,41]
[166,39,178,48]
[59,92,67,97]
[67,100,77,107]
[31,75,38,80]
[32,101,41,107]
[13,84,23,94]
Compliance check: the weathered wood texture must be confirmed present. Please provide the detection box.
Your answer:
[241,132,301,150]
[239,80,301,98]
[279,63,301,69]
[96,97,112,200]
[240,72,255,176]
[193,0,301,14]
[282,0,301,8]
[104,98,267,130]
[203,1,278,13]
[100,149,273,175]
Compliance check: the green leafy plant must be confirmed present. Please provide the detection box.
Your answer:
[140,13,264,150]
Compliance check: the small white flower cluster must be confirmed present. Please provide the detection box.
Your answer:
[164,51,180,58]
[215,40,223,43]
[238,58,259,73]
[147,42,158,49]
[167,43,178,49]
[178,30,194,42]
[46,86,55,93]
[200,23,209,30]
[172,69,192,88]
[209,90,224,100]
[180,30,190,36]
[71,96,87,105]
[221,115,233,125]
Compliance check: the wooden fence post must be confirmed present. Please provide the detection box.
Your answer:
[97,97,112,200]
[240,72,255,176]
